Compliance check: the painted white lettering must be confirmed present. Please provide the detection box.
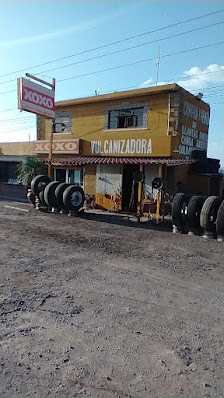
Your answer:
[104,140,108,154]
[54,143,64,151]
[142,139,147,154]
[113,140,120,154]
[147,139,152,154]
[136,139,141,154]
[120,140,125,154]
[130,139,135,154]
[125,140,130,154]
[108,140,113,154]
[64,142,76,151]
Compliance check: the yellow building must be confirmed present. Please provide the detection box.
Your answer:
[1,83,220,208]
[33,83,220,211]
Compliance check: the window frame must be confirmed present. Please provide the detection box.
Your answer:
[104,101,149,131]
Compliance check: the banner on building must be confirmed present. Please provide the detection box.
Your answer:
[18,77,55,118]
[33,139,80,154]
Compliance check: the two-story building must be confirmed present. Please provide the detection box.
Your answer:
[0,83,221,208]
[34,83,219,211]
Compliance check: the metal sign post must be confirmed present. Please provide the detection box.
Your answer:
[18,74,56,178]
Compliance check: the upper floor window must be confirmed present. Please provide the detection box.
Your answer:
[105,102,148,130]
[53,111,72,133]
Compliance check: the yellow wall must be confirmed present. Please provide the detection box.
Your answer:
[84,164,96,194]
[0,142,33,156]
[40,92,171,157]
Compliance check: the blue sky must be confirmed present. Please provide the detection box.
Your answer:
[0,1,223,164]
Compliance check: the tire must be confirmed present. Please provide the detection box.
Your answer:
[39,190,46,205]
[216,200,224,235]
[31,175,51,196]
[55,183,70,209]
[200,196,222,231]
[63,185,85,212]
[172,193,189,228]
[44,181,61,207]
[187,195,205,229]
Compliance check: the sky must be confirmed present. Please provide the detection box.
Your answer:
[0,1,223,165]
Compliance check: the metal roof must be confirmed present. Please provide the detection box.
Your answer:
[43,156,196,167]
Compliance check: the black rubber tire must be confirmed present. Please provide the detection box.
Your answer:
[55,183,70,209]
[172,193,189,228]
[200,196,222,231]
[31,175,51,196]
[44,181,61,207]
[39,190,46,205]
[187,195,206,229]
[63,185,85,212]
[216,200,224,235]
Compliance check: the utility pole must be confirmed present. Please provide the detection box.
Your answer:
[156,47,160,86]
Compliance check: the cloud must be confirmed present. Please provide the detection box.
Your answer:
[140,64,224,92]
[177,64,224,92]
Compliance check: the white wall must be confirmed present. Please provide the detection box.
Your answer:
[96,164,122,196]
[144,164,159,200]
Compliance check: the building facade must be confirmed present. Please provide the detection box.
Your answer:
[33,83,214,211]
[1,83,220,208]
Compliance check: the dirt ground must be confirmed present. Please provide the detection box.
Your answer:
[0,200,224,398]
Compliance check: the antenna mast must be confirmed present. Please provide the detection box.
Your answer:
[156,47,160,86]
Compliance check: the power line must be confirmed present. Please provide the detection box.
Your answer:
[0,40,223,95]
[0,9,223,80]
[1,20,223,86]
[0,116,34,122]
[56,41,224,82]
[16,21,224,78]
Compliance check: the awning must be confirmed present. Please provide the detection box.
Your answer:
[42,156,196,167]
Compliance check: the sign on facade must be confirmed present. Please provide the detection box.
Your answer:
[179,100,210,157]
[18,77,55,118]
[33,139,80,154]
[91,138,152,155]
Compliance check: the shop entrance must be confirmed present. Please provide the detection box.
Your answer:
[122,165,140,212]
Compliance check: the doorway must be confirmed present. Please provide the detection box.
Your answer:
[122,164,140,212]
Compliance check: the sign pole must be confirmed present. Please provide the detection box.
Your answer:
[48,78,56,178]
[156,164,162,224]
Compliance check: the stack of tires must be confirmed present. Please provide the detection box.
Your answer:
[172,193,224,241]
[30,175,85,214]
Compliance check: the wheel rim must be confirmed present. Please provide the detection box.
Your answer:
[71,191,82,207]
[37,181,48,192]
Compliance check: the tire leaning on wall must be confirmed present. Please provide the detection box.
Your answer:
[172,193,189,228]
[44,181,61,208]
[63,185,85,212]
[200,196,222,233]
[187,195,206,230]
[216,200,224,241]
[31,175,51,197]
[55,183,70,209]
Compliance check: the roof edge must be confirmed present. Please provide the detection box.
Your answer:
[55,83,179,107]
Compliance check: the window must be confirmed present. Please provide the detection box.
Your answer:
[53,111,72,133]
[68,169,83,187]
[53,168,66,182]
[105,102,148,130]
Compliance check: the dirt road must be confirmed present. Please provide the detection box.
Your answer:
[0,201,224,398]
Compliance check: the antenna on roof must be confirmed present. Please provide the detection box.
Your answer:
[95,87,100,96]
[155,47,160,86]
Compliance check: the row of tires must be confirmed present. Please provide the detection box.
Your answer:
[172,193,224,239]
[30,175,85,212]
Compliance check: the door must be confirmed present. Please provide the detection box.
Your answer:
[122,165,140,212]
